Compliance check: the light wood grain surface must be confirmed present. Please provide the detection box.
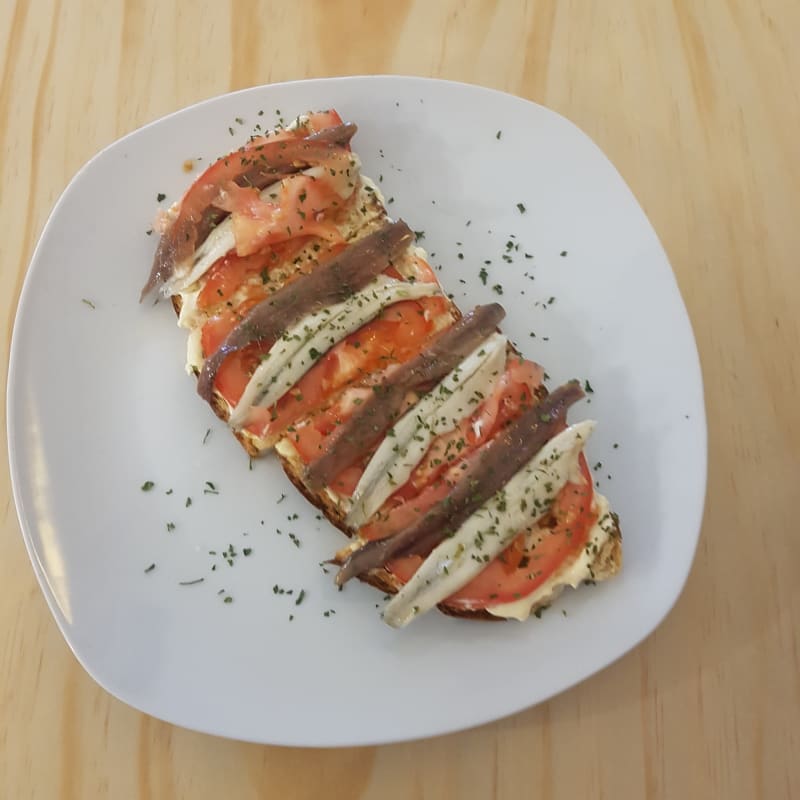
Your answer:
[2,1,798,797]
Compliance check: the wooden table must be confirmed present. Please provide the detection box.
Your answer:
[2,1,798,797]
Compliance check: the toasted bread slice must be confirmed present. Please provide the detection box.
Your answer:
[163,119,622,622]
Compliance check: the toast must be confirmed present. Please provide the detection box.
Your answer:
[144,110,622,625]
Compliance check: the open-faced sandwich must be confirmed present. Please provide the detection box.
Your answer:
[141,109,621,627]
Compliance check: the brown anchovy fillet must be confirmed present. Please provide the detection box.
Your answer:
[304,303,507,492]
[196,220,414,402]
[140,123,358,300]
[335,380,585,586]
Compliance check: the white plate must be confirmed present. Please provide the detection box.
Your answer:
[7,76,706,746]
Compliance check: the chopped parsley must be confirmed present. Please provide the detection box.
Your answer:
[81,298,96,309]
[140,481,155,492]
[144,563,156,573]
[516,202,526,214]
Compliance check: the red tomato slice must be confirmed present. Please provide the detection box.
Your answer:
[197,252,268,310]
[441,453,596,610]
[288,387,373,462]
[200,293,265,357]
[213,347,267,408]
[409,254,439,284]
[199,298,268,406]
[200,310,239,357]
[196,237,327,313]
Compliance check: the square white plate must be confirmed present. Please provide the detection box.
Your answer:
[7,76,706,746]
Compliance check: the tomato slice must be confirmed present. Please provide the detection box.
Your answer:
[213,347,267,408]
[440,453,596,610]
[196,236,329,313]
[288,387,373,462]
[197,252,268,310]
[199,298,269,406]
